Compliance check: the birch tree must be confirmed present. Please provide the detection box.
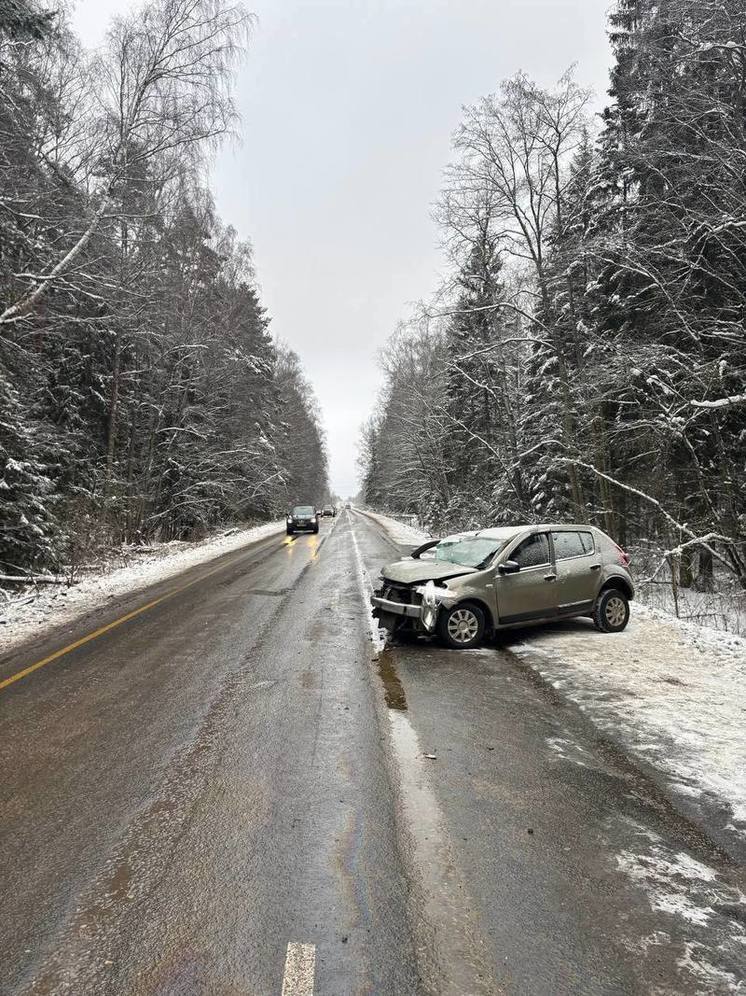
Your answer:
[0,0,251,326]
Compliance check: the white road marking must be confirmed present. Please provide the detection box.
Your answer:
[350,515,497,993]
[281,942,316,995]
[349,522,387,651]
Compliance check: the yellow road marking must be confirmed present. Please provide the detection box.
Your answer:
[0,536,286,694]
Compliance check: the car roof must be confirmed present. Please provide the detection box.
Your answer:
[437,526,524,543]
[440,523,599,542]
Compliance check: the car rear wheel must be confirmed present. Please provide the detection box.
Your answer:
[593,588,629,633]
[286,527,294,535]
[438,603,485,650]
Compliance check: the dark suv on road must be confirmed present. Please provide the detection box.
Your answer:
[286,505,319,535]
[372,523,634,649]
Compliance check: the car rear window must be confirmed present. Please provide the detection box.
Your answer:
[293,506,315,515]
[512,533,550,568]
[552,531,593,559]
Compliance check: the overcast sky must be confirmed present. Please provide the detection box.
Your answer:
[72,0,613,497]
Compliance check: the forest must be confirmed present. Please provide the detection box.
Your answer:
[0,0,328,578]
[359,0,746,598]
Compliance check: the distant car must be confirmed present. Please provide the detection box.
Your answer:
[371,523,634,650]
[322,505,336,517]
[286,505,319,535]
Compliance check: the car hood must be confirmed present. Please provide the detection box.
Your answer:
[381,559,477,585]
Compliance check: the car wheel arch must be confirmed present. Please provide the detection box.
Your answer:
[599,576,633,600]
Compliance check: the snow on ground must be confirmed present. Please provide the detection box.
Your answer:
[356,508,431,546]
[349,523,387,653]
[614,818,746,993]
[511,606,746,842]
[0,521,284,655]
[629,544,746,637]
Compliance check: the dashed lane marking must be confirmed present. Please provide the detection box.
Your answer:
[281,942,316,995]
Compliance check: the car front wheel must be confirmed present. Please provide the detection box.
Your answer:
[593,588,630,633]
[438,603,486,650]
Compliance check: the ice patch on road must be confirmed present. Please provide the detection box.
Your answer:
[614,827,746,991]
[678,941,745,993]
[545,736,594,769]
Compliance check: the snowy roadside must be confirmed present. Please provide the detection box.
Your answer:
[367,509,746,850]
[355,508,432,546]
[0,521,284,655]
[511,608,746,851]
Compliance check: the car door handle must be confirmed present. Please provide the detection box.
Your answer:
[544,573,557,582]
[590,564,601,571]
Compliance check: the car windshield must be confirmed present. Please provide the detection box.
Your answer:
[435,537,508,569]
[293,506,315,515]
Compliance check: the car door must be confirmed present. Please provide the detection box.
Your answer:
[494,531,558,624]
[550,529,599,615]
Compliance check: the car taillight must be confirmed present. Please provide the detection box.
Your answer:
[614,543,630,567]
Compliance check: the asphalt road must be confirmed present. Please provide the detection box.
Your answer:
[1,510,744,995]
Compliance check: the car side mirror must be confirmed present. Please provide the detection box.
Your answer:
[498,560,520,575]
[411,539,439,560]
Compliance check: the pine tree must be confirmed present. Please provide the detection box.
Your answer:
[0,370,62,573]
[0,0,54,39]
[442,228,508,524]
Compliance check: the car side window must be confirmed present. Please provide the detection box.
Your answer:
[552,531,591,560]
[578,531,595,554]
[512,533,550,569]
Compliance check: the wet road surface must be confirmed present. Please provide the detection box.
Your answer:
[1,511,744,994]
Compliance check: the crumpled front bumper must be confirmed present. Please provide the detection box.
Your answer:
[370,595,421,619]
[371,582,456,634]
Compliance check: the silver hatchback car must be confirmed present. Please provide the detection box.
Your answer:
[371,524,634,650]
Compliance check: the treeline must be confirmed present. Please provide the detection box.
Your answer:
[360,0,746,590]
[1,0,328,575]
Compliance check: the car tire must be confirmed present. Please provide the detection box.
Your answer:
[593,588,630,633]
[437,602,486,650]
[286,527,294,536]
[313,526,319,534]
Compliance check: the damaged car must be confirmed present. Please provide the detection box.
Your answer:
[371,524,634,650]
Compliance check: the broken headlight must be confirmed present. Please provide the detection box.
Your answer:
[419,580,440,633]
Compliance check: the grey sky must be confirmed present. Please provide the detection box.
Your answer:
[72,0,613,498]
